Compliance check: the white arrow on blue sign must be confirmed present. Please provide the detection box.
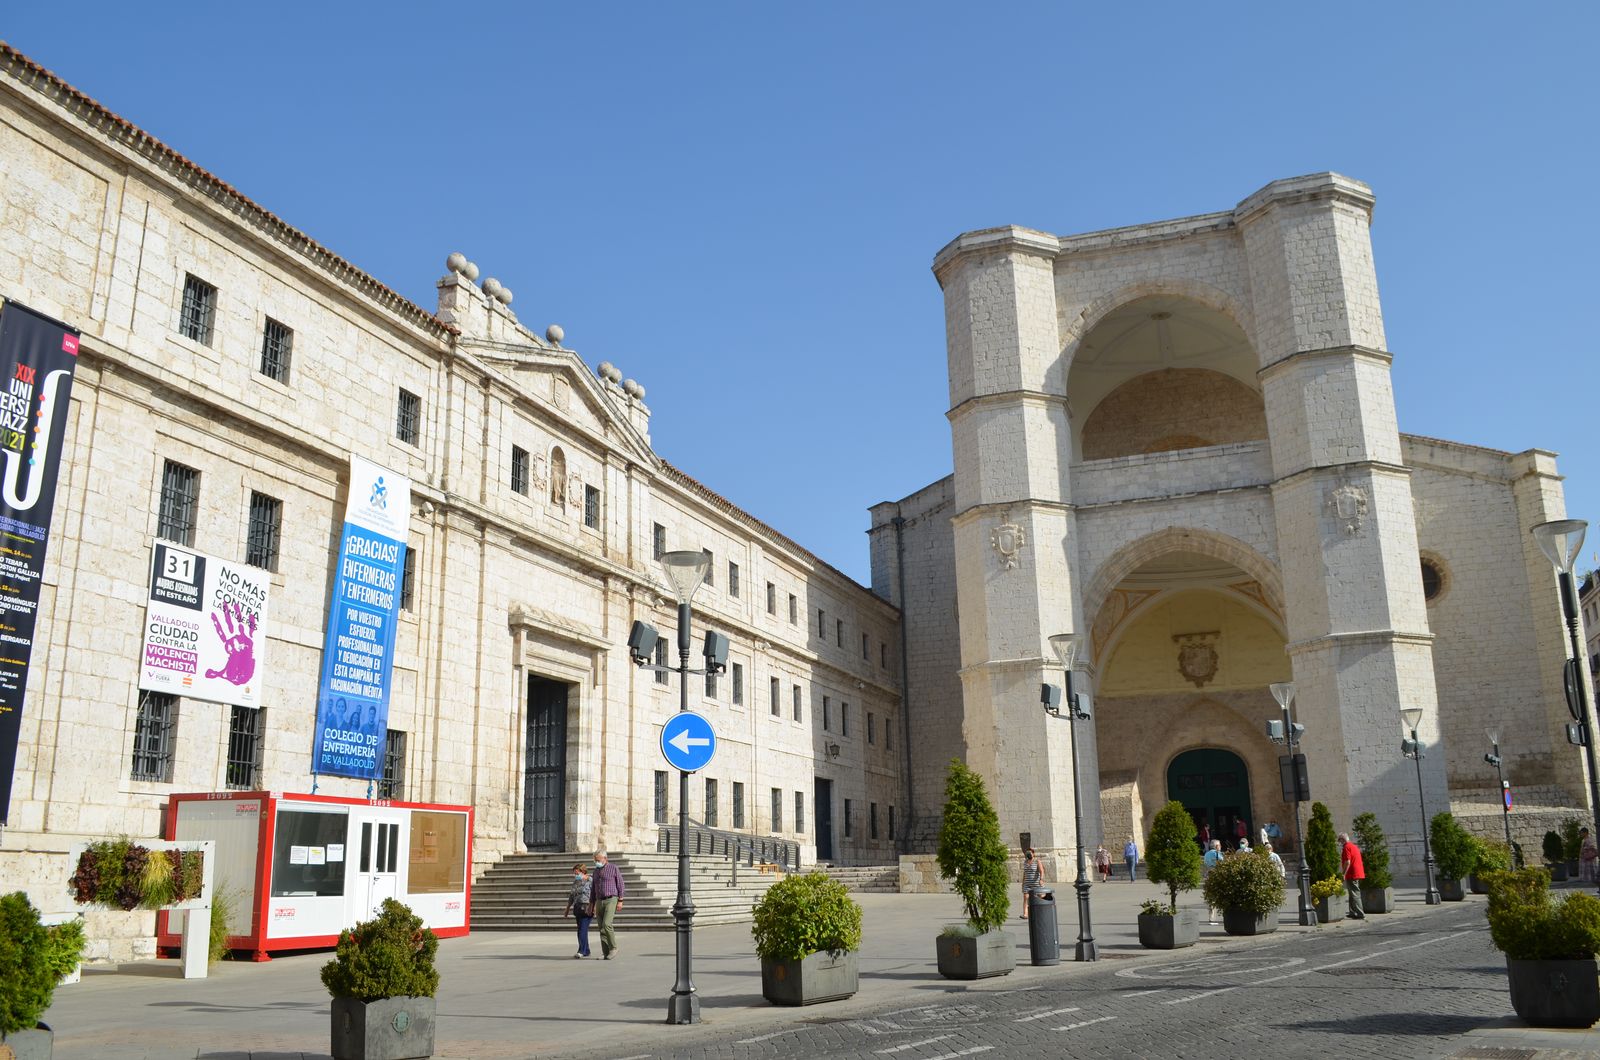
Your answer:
[660,710,717,772]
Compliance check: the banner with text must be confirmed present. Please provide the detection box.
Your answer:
[0,299,79,824]
[312,456,409,780]
[138,542,271,707]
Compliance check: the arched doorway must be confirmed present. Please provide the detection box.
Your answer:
[1166,748,1252,847]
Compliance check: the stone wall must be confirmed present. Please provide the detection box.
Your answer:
[1081,368,1266,461]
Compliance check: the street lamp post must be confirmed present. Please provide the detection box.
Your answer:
[1400,706,1442,905]
[1047,633,1097,962]
[1530,518,1600,893]
[1268,682,1315,927]
[1484,728,1515,860]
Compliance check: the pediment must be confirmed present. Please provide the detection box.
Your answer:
[470,342,655,464]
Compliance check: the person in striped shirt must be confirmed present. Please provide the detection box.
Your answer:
[1021,847,1043,919]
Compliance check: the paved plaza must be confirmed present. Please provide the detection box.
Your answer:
[39,877,1600,1059]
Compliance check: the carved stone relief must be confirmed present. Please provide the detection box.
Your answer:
[990,522,1026,570]
[1172,630,1221,688]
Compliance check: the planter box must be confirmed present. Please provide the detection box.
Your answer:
[330,997,436,1060]
[1507,957,1600,1028]
[1137,910,1198,950]
[1551,863,1571,882]
[1469,875,1490,895]
[1221,909,1279,936]
[1361,886,1394,913]
[761,950,859,1006]
[1569,860,1581,877]
[1,1023,52,1060]
[1438,878,1466,902]
[936,928,1016,980]
[1314,896,1345,924]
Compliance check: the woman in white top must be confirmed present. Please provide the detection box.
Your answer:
[1263,841,1286,879]
[1202,840,1225,923]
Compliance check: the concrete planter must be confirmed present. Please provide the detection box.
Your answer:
[936,928,1016,980]
[760,950,859,1006]
[0,1023,53,1060]
[1551,863,1571,882]
[330,997,436,1060]
[1314,895,1345,924]
[1438,877,1466,902]
[1221,909,1279,936]
[1361,886,1394,913]
[1137,910,1198,949]
[1506,958,1600,1028]
[1469,875,1491,895]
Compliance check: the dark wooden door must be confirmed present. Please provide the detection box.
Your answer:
[1166,747,1252,845]
[814,778,834,861]
[523,678,568,851]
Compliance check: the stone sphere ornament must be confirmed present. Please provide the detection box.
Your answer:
[598,361,621,383]
[495,286,513,305]
[462,260,480,281]
[482,278,503,299]
[546,324,565,345]
[623,379,645,400]
[445,252,467,273]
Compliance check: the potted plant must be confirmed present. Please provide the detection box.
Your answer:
[1485,868,1600,1027]
[1309,877,1346,923]
[1140,800,1203,949]
[934,760,1015,979]
[1201,849,1285,935]
[751,872,863,1005]
[1471,840,1514,895]
[1352,813,1394,913]
[1563,818,1584,878]
[1304,802,1339,884]
[1430,813,1478,901]
[320,898,439,1060]
[1545,830,1571,882]
[1,891,86,1060]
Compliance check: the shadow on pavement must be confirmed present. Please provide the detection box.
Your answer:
[1281,1012,1497,1036]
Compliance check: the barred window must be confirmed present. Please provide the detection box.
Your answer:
[795,791,805,834]
[862,632,870,660]
[766,582,775,615]
[769,677,780,716]
[789,594,797,624]
[179,274,216,345]
[844,798,852,838]
[728,562,740,598]
[584,485,600,529]
[881,642,887,668]
[841,703,850,737]
[653,522,666,560]
[870,802,879,839]
[889,805,896,840]
[378,730,406,800]
[225,706,264,790]
[246,491,282,572]
[401,547,416,611]
[732,781,745,829]
[771,787,782,831]
[654,638,669,686]
[868,711,876,745]
[158,460,200,546]
[705,667,717,699]
[822,695,830,732]
[818,609,825,637]
[731,662,743,706]
[703,550,714,587]
[704,777,718,828]
[131,691,177,782]
[836,619,844,647]
[654,770,669,824]
[396,388,421,445]
[511,446,529,495]
[885,713,893,751]
[259,318,292,383]
[792,685,802,722]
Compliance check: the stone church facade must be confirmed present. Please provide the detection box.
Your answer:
[873,174,1589,877]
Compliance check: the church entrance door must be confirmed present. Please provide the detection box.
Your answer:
[1166,748,1252,847]
[524,677,568,851]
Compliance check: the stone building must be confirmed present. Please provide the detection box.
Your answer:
[872,174,1592,877]
[0,45,903,956]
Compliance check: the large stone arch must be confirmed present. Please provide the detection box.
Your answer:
[1059,278,1257,372]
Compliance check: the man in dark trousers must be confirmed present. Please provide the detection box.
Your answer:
[592,849,626,958]
[1339,832,1366,920]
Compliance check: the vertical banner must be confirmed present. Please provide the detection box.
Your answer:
[0,300,79,824]
[139,542,271,707]
[312,456,409,780]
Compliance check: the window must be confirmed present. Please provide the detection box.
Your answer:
[158,460,200,545]
[841,703,850,737]
[868,712,876,745]
[654,639,669,685]
[245,490,282,571]
[511,446,529,495]
[836,619,843,647]
[789,594,797,624]
[409,810,466,894]
[732,782,745,829]
[870,802,879,839]
[731,662,744,705]
[792,685,802,722]
[889,806,896,840]
[862,632,870,660]
[703,549,714,587]
[843,798,852,838]
[881,642,888,668]
[401,547,417,611]
[178,274,216,345]
[653,522,666,560]
[704,778,718,827]
[822,695,831,732]
[818,609,825,637]
[771,787,783,831]
[705,668,718,699]
[766,582,776,615]
[728,561,740,598]
[770,677,780,716]
[131,691,176,782]
[1420,557,1445,603]
[795,791,805,834]
[225,706,263,790]
[549,447,567,506]
[396,388,421,445]
[654,771,669,824]
[378,730,406,799]
[584,485,600,529]
[259,317,292,382]
[886,714,893,751]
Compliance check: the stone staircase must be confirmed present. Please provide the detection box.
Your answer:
[817,863,900,893]
[470,851,782,932]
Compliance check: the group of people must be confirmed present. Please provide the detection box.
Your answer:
[562,849,626,959]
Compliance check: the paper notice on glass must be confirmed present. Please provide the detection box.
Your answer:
[289,845,309,865]
[309,847,326,865]
[327,844,345,863]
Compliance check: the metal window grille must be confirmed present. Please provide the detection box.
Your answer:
[246,491,282,571]
[654,771,668,824]
[131,691,176,782]
[704,668,717,699]
[822,695,830,731]
[728,562,739,598]
[841,703,850,737]
[732,782,745,829]
[870,802,879,839]
[225,705,263,790]
[769,677,780,716]
[401,547,416,611]
[704,778,718,828]
[259,318,292,382]
[818,609,825,636]
[378,730,406,799]
[862,632,869,659]
[179,274,216,345]
[511,446,529,495]
[732,663,743,705]
[766,582,775,614]
[789,594,797,624]
[836,619,843,647]
[881,642,887,668]
[886,715,893,751]
[158,460,200,545]
[396,388,421,445]
[702,550,713,587]
[889,806,896,840]
[584,485,600,529]
[770,788,782,831]
[868,712,876,745]
[844,798,852,838]
[654,639,669,685]
[653,523,666,560]
[792,685,801,721]
[795,791,805,834]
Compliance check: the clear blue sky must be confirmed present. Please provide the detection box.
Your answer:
[5,5,1595,583]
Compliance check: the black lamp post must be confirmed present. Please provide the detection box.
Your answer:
[1484,728,1515,859]
[1400,706,1442,905]
[1268,682,1315,927]
[1047,633,1097,962]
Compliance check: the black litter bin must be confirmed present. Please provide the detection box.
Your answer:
[1028,889,1059,965]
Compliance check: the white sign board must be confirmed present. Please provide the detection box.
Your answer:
[138,541,271,708]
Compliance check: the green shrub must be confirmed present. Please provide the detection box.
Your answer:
[1544,830,1566,866]
[1475,840,1514,876]
[1201,850,1286,917]
[751,872,863,960]
[1352,812,1392,890]
[1138,899,1168,917]
[1430,812,1479,880]
[68,841,204,911]
[41,917,86,984]
[1485,867,1600,960]
[937,922,981,939]
[1305,802,1339,883]
[138,852,177,911]
[934,760,1010,932]
[1309,876,1346,902]
[320,899,439,1001]
[0,893,58,1036]
[1144,801,1203,915]
[209,888,235,965]
[1563,819,1585,862]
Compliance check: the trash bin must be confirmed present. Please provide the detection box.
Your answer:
[1028,888,1059,966]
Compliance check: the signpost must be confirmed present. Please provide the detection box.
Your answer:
[660,712,717,773]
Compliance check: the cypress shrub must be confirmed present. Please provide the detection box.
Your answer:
[1305,802,1339,883]
[1352,812,1392,889]
[935,759,1011,932]
[1145,800,1203,914]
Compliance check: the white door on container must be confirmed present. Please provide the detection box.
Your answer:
[352,811,406,921]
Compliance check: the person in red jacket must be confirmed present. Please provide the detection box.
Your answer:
[1339,832,1366,920]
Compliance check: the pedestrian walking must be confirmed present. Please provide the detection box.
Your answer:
[1339,832,1366,920]
[1021,846,1042,919]
[1094,843,1111,882]
[1203,839,1224,922]
[1123,835,1139,882]
[1582,828,1598,883]
[592,849,626,958]
[1234,817,1248,847]
[1264,842,1285,880]
[1259,823,1270,849]
[564,862,594,958]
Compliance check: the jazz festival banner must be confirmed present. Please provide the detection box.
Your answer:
[0,299,79,824]
[138,542,272,708]
[312,456,409,780]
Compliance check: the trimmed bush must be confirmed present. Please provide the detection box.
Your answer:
[1145,801,1203,915]
[935,760,1010,931]
[1352,812,1393,889]
[1563,818,1585,862]
[1485,868,1600,961]
[1201,850,1286,918]
[1545,830,1566,866]
[1476,840,1515,876]
[320,898,439,1001]
[1310,876,1346,902]
[1305,802,1339,883]
[751,872,863,961]
[0,892,83,1036]
[1431,812,1480,880]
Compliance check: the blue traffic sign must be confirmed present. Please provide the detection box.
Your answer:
[660,711,717,772]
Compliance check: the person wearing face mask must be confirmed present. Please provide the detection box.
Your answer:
[592,849,626,959]
[564,863,594,958]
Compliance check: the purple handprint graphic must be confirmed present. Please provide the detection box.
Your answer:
[205,602,257,686]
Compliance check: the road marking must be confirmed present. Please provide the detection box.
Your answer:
[1121,988,1163,998]
[1055,1016,1119,1032]
[1330,949,1354,955]
[1162,986,1237,1005]
[1013,1006,1079,1022]
[1245,930,1471,988]
[876,1036,954,1054]
[924,1048,994,1060]
[735,1029,796,1043]
[615,1055,650,1059]
[872,1004,943,1018]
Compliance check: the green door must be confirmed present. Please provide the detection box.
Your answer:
[1166,748,1252,847]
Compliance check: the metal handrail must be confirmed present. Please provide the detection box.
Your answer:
[657,818,799,884]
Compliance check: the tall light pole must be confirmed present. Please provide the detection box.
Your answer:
[1484,728,1515,859]
[1530,518,1600,893]
[1047,633,1096,962]
[1268,682,1315,927]
[1400,706,1442,905]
